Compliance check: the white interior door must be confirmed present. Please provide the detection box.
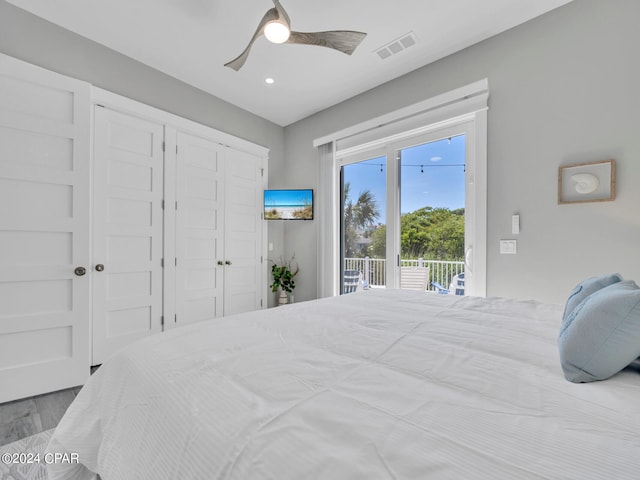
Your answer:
[92,106,164,365]
[174,132,225,325]
[224,149,264,315]
[0,54,91,402]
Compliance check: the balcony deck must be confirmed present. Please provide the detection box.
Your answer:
[344,257,464,292]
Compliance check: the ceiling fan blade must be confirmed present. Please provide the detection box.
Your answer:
[224,8,280,71]
[286,31,367,55]
[271,0,291,27]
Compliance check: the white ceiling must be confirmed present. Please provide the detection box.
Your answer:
[7,0,573,126]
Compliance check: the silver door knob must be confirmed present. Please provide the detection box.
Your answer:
[74,266,87,276]
[95,264,105,272]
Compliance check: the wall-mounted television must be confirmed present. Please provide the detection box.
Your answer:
[264,189,313,220]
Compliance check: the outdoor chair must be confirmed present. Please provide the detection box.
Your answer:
[431,281,450,294]
[448,272,465,295]
[343,269,362,294]
[400,266,430,291]
[432,273,465,295]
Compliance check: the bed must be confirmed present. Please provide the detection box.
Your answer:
[47,288,640,479]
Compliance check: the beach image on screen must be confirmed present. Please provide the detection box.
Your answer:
[264,189,313,220]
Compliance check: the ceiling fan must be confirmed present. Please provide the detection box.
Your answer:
[224,0,367,71]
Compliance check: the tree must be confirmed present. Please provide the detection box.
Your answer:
[369,224,386,258]
[343,182,380,257]
[367,207,465,261]
[400,207,464,260]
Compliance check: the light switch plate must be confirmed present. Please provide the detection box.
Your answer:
[512,214,520,234]
[500,239,517,254]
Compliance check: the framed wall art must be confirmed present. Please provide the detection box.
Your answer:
[558,159,615,204]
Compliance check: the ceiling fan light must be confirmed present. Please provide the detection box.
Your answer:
[264,21,290,44]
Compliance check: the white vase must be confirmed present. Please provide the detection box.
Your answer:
[278,290,289,306]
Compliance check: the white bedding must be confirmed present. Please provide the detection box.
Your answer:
[47,290,640,479]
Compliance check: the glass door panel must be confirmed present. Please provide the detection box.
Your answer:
[398,134,466,293]
[341,156,386,293]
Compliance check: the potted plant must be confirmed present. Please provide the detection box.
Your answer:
[270,255,299,305]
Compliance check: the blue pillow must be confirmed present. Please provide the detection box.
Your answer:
[558,280,640,383]
[562,273,623,321]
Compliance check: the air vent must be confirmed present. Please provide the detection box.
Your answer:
[375,32,418,60]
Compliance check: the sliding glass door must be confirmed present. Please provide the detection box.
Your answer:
[397,134,466,294]
[340,123,473,294]
[341,155,387,292]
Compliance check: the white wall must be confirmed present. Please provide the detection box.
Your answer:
[0,0,288,307]
[282,0,640,304]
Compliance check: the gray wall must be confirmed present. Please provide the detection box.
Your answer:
[0,0,287,307]
[282,0,640,304]
[2,0,639,306]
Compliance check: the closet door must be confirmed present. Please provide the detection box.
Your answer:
[92,106,164,365]
[0,54,90,402]
[174,132,225,325]
[224,149,264,315]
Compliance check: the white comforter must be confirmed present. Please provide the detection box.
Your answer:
[47,290,640,479]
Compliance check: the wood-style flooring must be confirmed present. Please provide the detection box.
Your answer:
[0,386,81,447]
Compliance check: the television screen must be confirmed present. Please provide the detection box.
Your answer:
[264,189,313,220]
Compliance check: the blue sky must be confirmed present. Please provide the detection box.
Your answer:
[343,135,466,224]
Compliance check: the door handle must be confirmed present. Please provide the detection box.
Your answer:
[217,260,224,266]
[95,264,105,272]
[74,266,87,276]
[464,247,473,273]
[225,260,232,265]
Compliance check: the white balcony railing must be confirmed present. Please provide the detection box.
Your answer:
[344,257,464,291]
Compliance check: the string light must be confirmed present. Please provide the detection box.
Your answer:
[402,163,465,169]
[345,163,464,171]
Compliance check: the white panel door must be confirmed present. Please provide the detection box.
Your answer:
[224,149,264,315]
[0,54,91,403]
[92,106,164,364]
[174,132,225,325]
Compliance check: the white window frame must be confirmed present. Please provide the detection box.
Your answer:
[315,79,488,297]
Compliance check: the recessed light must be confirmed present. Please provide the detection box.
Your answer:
[265,77,275,85]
